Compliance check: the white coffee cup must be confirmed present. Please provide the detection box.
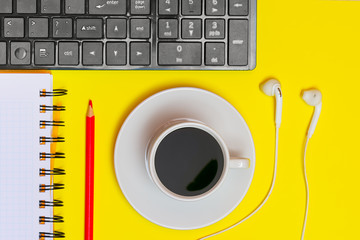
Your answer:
[146,119,250,201]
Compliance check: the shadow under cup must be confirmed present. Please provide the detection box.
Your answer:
[153,127,226,200]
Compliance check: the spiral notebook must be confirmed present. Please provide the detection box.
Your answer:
[0,74,67,239]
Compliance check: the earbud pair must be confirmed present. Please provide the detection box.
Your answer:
[261,79,322,138]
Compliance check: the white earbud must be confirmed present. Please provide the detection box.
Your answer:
[302,89,322,138]
[261,79,283,128]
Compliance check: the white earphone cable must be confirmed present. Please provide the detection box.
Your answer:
[301,137,310,240]
[199,126,280,239]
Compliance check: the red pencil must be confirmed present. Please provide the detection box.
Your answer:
[85,100,94,240]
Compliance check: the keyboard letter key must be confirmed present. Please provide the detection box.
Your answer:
[29,18,49,38]
[41,0,61,14]
[17,0,37,13]
[0,0,12,13]
[4,18,24,38]
[65,0,85,14]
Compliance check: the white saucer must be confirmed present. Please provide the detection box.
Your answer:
[114,88,255,230]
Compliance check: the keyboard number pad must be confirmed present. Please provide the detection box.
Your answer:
[206,0,225,16]
[229,0,248,16]
[159,0,179,15]
[158,42,201,66]
[182,0,201,15]
[159,19,178,39]
[205,42,225,66]
[205,19,225,39]
[181,19,201,39]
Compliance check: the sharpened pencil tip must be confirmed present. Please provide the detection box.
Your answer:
[87,100,94,117]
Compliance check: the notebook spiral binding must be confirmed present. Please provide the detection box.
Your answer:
[40,89,68,97]
[39,89,66,239]
[40,152,65,160]
[40,105,66,112]
[39,231,65,239]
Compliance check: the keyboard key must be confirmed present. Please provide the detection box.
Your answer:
[17,0,37,13]
[76,19,103,39]
[82,42,103,65]
[41,0,61,14]
[29,18,49,38]
[205,0,225,16]
[130,42,150,65]
[66,0,85,14]
[131,0,151,15]
[181,19,201,39]
[106,42,127,65]
[159,0,178,15]
[228,20,248,66]
[205,42,225,66]
[0,0,12,13]
[158,19,178,39]
[53,18,73,38]
[158,42,201,65]
[11,42,31,65]
[89,0,126,15]
[35,42,55,65]
[59,42,79,66]
[130,19,151,39]
[229,0,248,16]
[0,42,7,65]
[107,19,127,39]
[182,0,201,15]
[4,18,24,38]
[205,19,225,39]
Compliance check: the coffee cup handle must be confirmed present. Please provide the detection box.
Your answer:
[229,158,250,168]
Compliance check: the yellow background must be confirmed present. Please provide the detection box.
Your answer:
[50,0,360,239]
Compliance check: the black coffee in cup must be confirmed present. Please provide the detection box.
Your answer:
[154,127,225,197]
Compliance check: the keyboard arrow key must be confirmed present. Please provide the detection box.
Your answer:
[82,42,103,66]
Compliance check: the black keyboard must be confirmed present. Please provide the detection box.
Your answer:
[0,0,256,70]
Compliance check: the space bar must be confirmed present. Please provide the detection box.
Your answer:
[158,42,202,66]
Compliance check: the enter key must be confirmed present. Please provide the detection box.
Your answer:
[89,0,126,15]
[228,19,248,66]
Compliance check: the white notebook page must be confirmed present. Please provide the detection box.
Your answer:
[0,74,53,239]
